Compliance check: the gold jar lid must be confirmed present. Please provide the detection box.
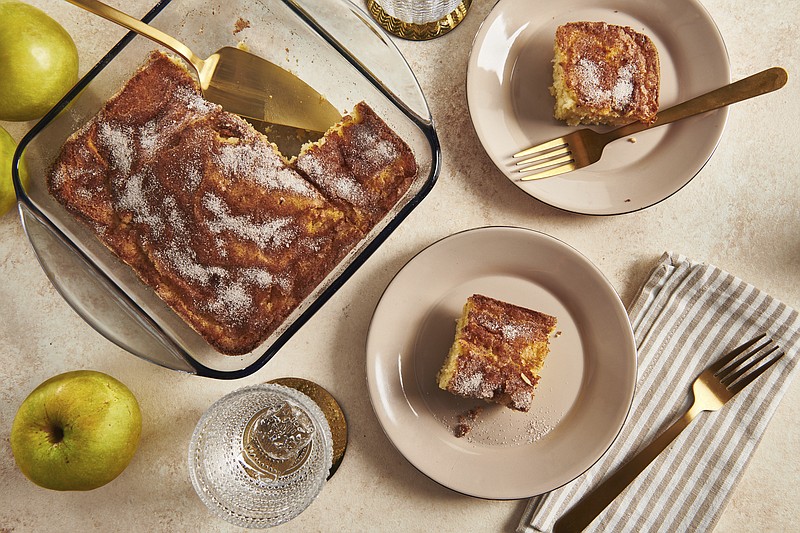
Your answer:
[367,0,472,41]
[268,377,347,479]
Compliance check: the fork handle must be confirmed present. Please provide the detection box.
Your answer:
[553,407,700,533]
[608,67,788,140]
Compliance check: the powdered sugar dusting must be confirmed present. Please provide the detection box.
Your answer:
[451,371,486,397]
[446,408,560,446]
[49,143,105,190]
[575,58,634,109]
[161,243,227,285]
[215,142,318,197]
[209,281,252,319]
[184,165,202,191]
[116,170,164,237]
[242,267,275,288]
[296,154,368,206]
[354,126,398,168]
[138,120,161,158]
[215,237,227,257]
[476,313,535,343]
[300,236,326,253]
[139,91,213,161]
[164,196,186,235]
[502,322,536,341]
[50,165,67,190]
[176,85,218,116]
[330,175,368,205]
[74,186,97,202]
[510,389,533,409]
[612,64,635,105]
[202,193,297,249]
[98,122,135,175]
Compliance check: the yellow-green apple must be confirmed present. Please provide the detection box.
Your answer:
[10,370,142,491]
[0,1,79,121]
[0,125,28,216]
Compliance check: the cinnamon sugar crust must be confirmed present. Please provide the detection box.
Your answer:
[550,21,660,126]
[48,51,417,355]
[436,294,557,412]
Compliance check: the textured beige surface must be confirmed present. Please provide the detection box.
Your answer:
[0,0,797,531]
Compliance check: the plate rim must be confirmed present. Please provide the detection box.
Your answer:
[365,226,638,499]
[465,0,731,216]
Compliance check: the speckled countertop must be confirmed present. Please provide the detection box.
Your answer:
[1,1,798,531]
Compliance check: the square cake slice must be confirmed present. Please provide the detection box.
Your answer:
[436,294,557,412]
[550,21,660,126]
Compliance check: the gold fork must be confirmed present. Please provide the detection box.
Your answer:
[553,333,784,533]
[514,67,788,180]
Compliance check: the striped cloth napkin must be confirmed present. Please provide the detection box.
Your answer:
[518,252,800,533]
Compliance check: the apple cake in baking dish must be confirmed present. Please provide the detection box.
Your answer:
[48,51,417,355]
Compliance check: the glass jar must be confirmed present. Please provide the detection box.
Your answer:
[188,383,333,528]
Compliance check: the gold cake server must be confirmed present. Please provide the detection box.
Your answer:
[66,0,341,133]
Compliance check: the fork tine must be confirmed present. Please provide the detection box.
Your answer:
[716,336,772,377]
[513,137,569,159]
[516,151,573,171]
[518,161,578,181]
[720,344,780,386]
[707,333,767,374]
[727,350,784,395]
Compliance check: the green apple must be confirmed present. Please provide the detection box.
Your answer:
[1,125,28,216]
[0,1,79,121]
[10,370,142,491]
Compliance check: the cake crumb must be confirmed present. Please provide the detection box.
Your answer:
[233,17,250,34]
[454,406,483,438]
[628,137,637,143]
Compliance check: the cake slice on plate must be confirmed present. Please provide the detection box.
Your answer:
[436,294,557,412]
[550,21,660,126]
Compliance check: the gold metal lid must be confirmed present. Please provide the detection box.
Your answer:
[367,0,472,41]
[268,377,347,479]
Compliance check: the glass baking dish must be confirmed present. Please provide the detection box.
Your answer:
[12,0,440,378]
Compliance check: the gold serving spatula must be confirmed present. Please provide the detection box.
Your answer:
[66,0,341,133]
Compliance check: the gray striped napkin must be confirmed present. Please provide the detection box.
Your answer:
[518,252,800,533]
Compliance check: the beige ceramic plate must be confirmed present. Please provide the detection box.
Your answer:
[366,227,636,499]
[466,0,730,215]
